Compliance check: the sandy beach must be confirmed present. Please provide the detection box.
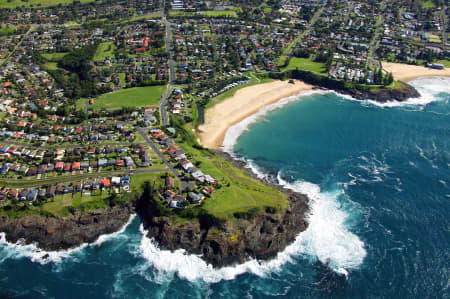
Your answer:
[383,62,450,82]
[197,80,313,149]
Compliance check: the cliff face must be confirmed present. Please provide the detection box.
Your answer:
[0,204,134,251]
[137,190,309,268]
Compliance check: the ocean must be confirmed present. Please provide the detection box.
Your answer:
[0,77,449,298]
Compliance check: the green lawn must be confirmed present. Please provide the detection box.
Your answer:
[93,42,116,61]
[76,98,88,111]
[169,10,237,18]
[42,52,68,62]
[42,192,111,217]
[91,86,166,110]
[386,80,404,90]
[200,10,237,17]
[118,72,126,87]
[0,0,94,8]
[440,60,450,68]
[282,57,327,74]
[42,62,59,71]
[131,172,175,192]
[172,117,289,220]
[421,0,436,9]
[0,191,113,219]
[0,25,16,36]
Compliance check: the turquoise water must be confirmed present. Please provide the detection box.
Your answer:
[0,78,449,298]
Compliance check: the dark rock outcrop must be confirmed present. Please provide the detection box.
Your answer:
[137,151,310,268]
[139,190,309,268]
[345,81,420,103]
[0,204,134,251]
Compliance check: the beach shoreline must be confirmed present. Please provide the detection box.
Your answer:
[383,62,450,82]
[197,80,313,149]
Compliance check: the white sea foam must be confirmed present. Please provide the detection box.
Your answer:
[0,232,88,264]
[364,77,450,108]
[276,176,366,273]
[0,214,136,264]
[330,76,449,109]
[138,175,366,283]
[135,88,367,283]
[222,89,330,153]
[93,214,137,246]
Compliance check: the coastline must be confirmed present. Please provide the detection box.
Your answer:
[382,62,450,82]
[1,72,444,268]
[137,152,310,268]
[197,80,313,149]
[0,202,135,253]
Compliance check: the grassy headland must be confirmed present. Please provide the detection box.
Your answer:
[171,116,289,220]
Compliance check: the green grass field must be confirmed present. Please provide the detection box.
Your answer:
[169,10,237,18]
[200,10,237,17]
[42,62,59,71]
[386,80,404,90]
[130,172,177,192]
[93,42,116,61]
[440,60,450,68]
[0,25,16,36]
[0,191,112,219]
[91,86,166,110]
[75,97,88,111]
[41,52,68,61]
[0,0,94,9]
[172,117,288,220]
[421,0,436,9]
[118,73,126,87]
[42,192,111,217]
[282,57,327,74]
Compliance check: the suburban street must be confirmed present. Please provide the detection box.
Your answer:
[0,167,168,188]
[367,0,386,69]
[137,128,180,178]
[0,140,144,150]
[160,0,176,126]
[0,26,34,69]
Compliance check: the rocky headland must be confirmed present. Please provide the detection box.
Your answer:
[0,203,134,251]
[136,151,310,268]
[344,81,420,102]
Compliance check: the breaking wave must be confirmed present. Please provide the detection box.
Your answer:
[129,88,367,283]
[363,77,450,108]
[138,170,366,283]
[0,214,136,265]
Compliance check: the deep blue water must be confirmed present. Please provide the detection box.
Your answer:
[0,78,449,298]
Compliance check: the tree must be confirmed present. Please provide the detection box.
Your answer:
[384,72,394,86]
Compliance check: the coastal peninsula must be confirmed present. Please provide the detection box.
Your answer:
[0,0,449,271]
